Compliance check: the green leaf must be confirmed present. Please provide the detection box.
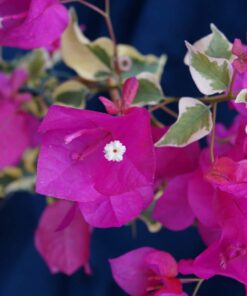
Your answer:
[28,49,47,78]
[186,41,231,95]
[61,10,113,81]
[191,51,230,90]
[121,58,162,80]
[118,44,166,80]
[134,76,163,105]
[205,24,231,59]
[53,80,88,108]
[235,89,247,103]
[156,97,213,147]
[88,44,113,70]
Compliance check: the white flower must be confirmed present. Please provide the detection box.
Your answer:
[104,140,126,162]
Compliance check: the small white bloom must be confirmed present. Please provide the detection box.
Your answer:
[245,125,247,134]
[104,140,126,162]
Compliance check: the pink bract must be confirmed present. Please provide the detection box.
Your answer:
[35,200,91,275]
[179,192,247,286]
[0,0,68,49]
[153,173,195,231]
[36,105,155,228]
[152,127,200,183]
[151,127,200,231]
[99,77,139,114]
[110,247,187,296]
[232,39,247,74]
[0,69,39,169]
[206,157,247,198]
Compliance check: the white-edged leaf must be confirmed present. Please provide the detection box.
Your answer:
[235,89,247,104]
[118,44,166,80]
[134,72,163,105]
[186,42,231,95]
[52,80,89,108]
[184,24,232,65]
[61,9,113,81]
[205,24,232,59]
[155,97,213,147]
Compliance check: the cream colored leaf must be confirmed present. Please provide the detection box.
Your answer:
[61,11,113,81]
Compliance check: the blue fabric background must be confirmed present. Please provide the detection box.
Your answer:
[1,0,247,295]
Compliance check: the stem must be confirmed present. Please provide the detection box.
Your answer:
[105,0,110,16]
[61,0,105,17]
[151,114,165,128]
[210,103,217,163]
[104,1,120,77]
[229,69,237,96]
[61,0,120,80]
[181,278,202,284]
[107,77,121,104]
[192,279,204,296]
[160,105,178,118]
[149,98,177,112]
[149,94,233,115]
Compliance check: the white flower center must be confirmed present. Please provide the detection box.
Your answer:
[104,140,126,162]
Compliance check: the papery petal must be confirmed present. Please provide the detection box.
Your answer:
[110,247,155,296]
[145,250,178,277]
[79,186,152,228]
[206,157,247,198]
[35,200,91,275]
[188,170,218,228]
[232,39,244,57]
[180,193,247,285]
[0,101,36,169]
[0,0,68,49]
[152,127,200,182]
[99,96,119,114]
[198,222,221,246]
[233,59,247,74]
[122,77,139,107]
[153,174,195,231]
[36,105,155,228]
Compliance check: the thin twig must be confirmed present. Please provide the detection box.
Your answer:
[61,0,120,80]
[105,0,110,16]
[210,103,217,163]
[192,279,204,296]
[61,0,106,17]
[181,278,203,284]
[160,105,178,118]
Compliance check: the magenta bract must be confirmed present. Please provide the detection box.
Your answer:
[110,247,187,296]
[0,0,68,49]
[179,192,247,286]
[35,200,91,275]
[0,69,39,169]
[36,105,155,228]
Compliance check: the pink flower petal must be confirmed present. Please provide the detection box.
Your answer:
[153,174,195,231]
[35,200,91,275]
[99,96,119,114]
[188,170,218,228]
[206,157,247,198]
[152,127,200,183]
[0,0,68,49]
[36,106,155,228]
[232,39,244,57]
[110,247,183,296]
[122,77,139,107]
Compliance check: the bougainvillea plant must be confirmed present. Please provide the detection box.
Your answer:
[1,0,247,295]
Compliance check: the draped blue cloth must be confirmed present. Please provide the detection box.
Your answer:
[0,0,246,295]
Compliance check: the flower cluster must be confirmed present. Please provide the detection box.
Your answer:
[1,1,247,296]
